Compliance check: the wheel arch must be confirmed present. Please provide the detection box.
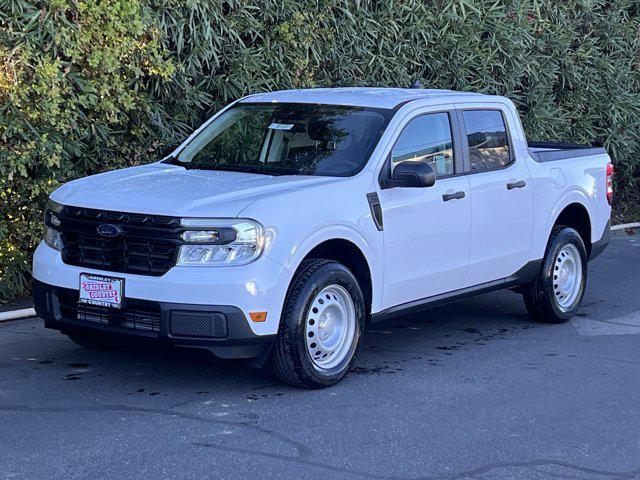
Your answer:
[300,239,372,317]
[284,228,378,319]
[550,201,592,257]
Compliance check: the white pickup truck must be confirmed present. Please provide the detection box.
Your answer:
[33,88,613,388]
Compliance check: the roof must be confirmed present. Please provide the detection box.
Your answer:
[239,87,489,109]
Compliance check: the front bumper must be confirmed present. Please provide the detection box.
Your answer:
[33,279,275,358]
[32,242,290,337]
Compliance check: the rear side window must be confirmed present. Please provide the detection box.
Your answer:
[391,112,454,177]
[462,110,511,172]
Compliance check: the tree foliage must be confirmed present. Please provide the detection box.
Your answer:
[1,0,639,300]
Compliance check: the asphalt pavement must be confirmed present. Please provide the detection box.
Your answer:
[1,232,639,480]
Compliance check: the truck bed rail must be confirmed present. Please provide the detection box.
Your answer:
[528,141,607,163]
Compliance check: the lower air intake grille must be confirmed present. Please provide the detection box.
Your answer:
[170,311,228,338]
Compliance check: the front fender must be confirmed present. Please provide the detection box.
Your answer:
[266,223,383,314]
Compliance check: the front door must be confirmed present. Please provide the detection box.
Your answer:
[378,110,472,309]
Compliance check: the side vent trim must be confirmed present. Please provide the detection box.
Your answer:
[366,192,383,231]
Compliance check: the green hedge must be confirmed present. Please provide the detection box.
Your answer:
[1,0,639,301]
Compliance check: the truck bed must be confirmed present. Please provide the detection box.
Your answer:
[528,141,607,163]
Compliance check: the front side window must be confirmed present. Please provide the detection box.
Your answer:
[462,110,511,172]
[166,103,392,177]
[391,112,454,177]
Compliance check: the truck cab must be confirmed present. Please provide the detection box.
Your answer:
[33,88,612,388]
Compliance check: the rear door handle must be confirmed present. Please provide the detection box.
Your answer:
[506,180,526,190]
[442,191,466,202]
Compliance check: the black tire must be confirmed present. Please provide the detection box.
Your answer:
[66,331,123,350]
[522,226,588,323]
[270,259,365,388]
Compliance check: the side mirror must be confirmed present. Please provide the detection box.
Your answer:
[383,160,436,188]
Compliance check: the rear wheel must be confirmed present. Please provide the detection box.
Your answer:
[523,226,588,323]
[270,259,365,388]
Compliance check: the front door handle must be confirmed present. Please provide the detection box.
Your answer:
[507,180,526,190]
[442,191,466,202]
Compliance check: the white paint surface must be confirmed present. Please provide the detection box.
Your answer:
[572,310,640,336]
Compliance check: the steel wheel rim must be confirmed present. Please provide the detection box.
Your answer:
[305,284,356,371]
[553,244,583,312]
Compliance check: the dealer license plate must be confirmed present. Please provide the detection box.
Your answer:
[78,273,124,309]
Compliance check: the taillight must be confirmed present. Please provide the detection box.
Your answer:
[606,163,614,205]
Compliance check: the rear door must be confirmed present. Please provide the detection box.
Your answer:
[378,108,472,309]
[457,107,534,286]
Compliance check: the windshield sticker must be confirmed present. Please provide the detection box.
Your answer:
[268,123,294,131]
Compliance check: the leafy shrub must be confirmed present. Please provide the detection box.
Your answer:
[1,0,639,300]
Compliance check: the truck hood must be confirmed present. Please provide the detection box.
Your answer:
[51,163,339,217]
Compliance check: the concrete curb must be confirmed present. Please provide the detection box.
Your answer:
[0,308,37,323]
[0,221,638,323]
[611,222,640,231]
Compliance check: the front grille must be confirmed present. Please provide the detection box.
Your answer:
[58,290,161,333]
[54,206,181,276]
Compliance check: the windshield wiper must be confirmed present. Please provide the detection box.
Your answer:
[209,164,281,175]
[166,157,303,176]
[182,163,295,176]
[162,154,183,167]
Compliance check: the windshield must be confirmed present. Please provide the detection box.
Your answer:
[165,103,392,177]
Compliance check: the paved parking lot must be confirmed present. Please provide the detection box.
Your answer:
[1,233,639,480]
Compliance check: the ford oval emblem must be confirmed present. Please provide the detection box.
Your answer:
[97,224,122,238]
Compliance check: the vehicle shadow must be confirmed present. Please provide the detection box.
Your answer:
[2,292,544,401]
[13,289,541,397]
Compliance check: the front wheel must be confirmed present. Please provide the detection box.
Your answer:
[270,259,365,388]
[523,226,588,323]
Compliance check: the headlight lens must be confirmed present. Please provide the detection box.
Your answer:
[47,199,64,214]
[177,219,264,266]
[44,199,64,250]
[46,199,64,227]
[44,226,64,251]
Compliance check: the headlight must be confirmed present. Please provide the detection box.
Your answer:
[44,226,64,251]
[177,219,264,266]
[45,199,64,227]
[44,199,64,250]
[47,199,64,214]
